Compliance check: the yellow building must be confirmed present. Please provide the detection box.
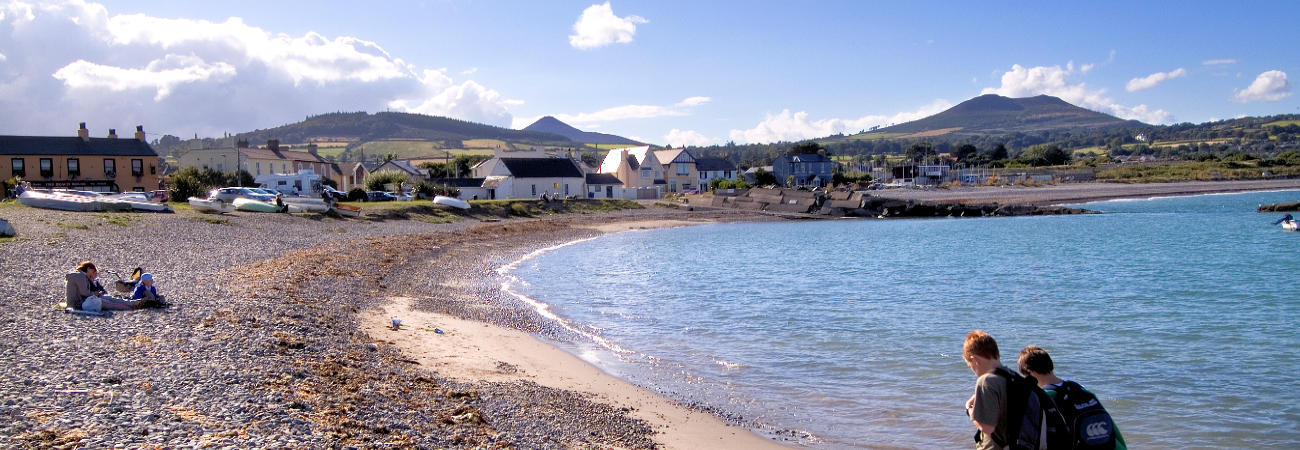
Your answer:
[2,123,162,193]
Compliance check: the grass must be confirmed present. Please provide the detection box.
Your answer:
[56,222,89,230]
[354,140,496,161]
[1072,146,1107,156]
[0,236,16,244]
[412,210,459,224]
[1263,120,1300,128]
[1097,161,1300,182]
[98,214,133,227]
[322,227,347,233]
[200,217,229,225]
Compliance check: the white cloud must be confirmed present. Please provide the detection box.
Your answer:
[663,129,713,147]
[727,99,953,144]
[1081,63,1095,73]
[1125,68,1187,92]
[461,67,478,76]
[0,0,516,136]
[982,63,1172,124]
[675,96,710,107]
[1233,70,1291,103]
[569,2,647,50]
[1202,59,1236,66]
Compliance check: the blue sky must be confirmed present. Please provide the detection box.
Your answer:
[1,1,1296,146]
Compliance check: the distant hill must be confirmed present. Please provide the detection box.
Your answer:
[523,116,643,145]
[851,94,1142,139]
[235,111,569,145]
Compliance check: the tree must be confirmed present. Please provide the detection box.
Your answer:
[987,144,1009,161]
[1015,144,1072,167]
[905,142,935,163]
[789,142,824,155]
[753,168,777,186]
[954,144,979,163]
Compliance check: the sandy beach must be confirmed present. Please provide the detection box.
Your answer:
[2,181,1298,448]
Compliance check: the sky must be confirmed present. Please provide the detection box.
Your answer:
[1,0,1297,146]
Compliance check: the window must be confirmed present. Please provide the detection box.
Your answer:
[641,168,652,179]
[103,159,115,178]
[531,184,536,196]
[40,158,53,177]
[131,159,143,176]
[10,158,23,177]
[564,184,569,196]
[67,158,79,177]
[677,163,689,175]
[256,162,261,175]
[150,165,155,175]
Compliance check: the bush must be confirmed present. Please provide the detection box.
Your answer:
[414,181,461,199]
[165,167,251,201]
[709,178,750,190]
[346,187,367,202]
[364,170,409,191]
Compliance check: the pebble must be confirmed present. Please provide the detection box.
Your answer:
[0,202,757,448]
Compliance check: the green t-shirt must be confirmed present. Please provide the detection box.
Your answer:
[972,372,1008,450]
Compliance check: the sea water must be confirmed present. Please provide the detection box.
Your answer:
[505,190,1300,448]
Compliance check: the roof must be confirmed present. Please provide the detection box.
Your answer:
[499,158,584,178]
[653,149,688,165]
[585,173,622,185]
[0,136,158,157]
[695,157,735,172]
[376,159,425,175]
[237,147,326,163]
[783,153,832,163]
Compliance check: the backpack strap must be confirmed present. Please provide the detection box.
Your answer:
[990,366,1026,449]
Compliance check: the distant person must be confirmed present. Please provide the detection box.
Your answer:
[130,273,168,308]
[963,330,1010,449]
[65,261,142,311]
[1019,346,1127,450]
[275,193,288,213]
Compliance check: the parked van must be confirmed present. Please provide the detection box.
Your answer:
[254,169,322,196]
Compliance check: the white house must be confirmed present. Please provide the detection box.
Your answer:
[472,152,586,199]
[599,145,664,199]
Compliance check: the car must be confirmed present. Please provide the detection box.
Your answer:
[208,187,277,203]
[365,191,397,202]
[321,186,347,201]
[396,191,415,201]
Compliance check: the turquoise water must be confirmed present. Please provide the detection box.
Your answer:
[506,190,1300,448]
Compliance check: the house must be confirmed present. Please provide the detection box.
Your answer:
[695,157,737,191]
[652,148,698,193]
[372,159,429,185]
[2,123,162,193]
[598,145,664,199]
[176,140,341,187]
[585,173,624,199]
[772,153,835,187]
[472,150,586,199]
[342,162,377,191]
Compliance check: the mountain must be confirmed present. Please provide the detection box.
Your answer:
[234,111,569,145]
[523,116,643,145]
[860,94,1142,138]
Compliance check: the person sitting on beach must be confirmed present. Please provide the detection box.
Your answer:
[275,193,289,213]
[65,261,144,312]
[130,273,168,308]
[1019,345,1127,450]
[963,330,1009,450]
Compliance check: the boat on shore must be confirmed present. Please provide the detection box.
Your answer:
[282,197,331,213]
[232,198,281,213]
[19,190,106,211]
[331,204,361,217]
[433,195,471,210]
[107,193,172,213]
[187,197,234,214]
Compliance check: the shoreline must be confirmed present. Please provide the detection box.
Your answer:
[3,182,1297,447]
[863,178,1300,206]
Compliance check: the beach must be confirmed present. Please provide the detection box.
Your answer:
[2,179,1298,448]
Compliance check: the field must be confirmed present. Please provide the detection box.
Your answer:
[1148,138,1235,148]
[828,132,908,143]
[1263,120,1300,128]
[1072,146,1107,157]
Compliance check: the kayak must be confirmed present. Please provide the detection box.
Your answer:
[18,190,101,211]
[188,197,234,214]
[331,204,361,217]
[232,198,281,213]
[433,195,470,210]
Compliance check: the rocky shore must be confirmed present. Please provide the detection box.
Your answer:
[0,202,779,448]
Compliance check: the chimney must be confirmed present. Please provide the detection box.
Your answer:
[78,123,89,141]
[134,125,145,141]
[107,129,117,139]
[236,139,249,149]
[267,139,279,151]
[307,144,319,156]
